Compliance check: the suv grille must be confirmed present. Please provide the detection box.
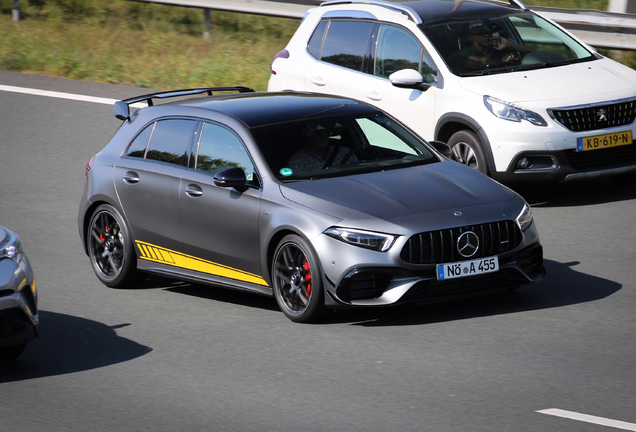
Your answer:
[400,221,521,265]
[549,99,636,132]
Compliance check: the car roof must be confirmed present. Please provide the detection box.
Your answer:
[321,0,523,25]
[170,92,379,128]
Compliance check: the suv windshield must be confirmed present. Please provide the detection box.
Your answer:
[422,11,596,76]
[251,113,439,181]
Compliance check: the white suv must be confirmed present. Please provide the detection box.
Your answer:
[268,0,636,184]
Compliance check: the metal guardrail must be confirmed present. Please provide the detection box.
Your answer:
[127,0,636,50]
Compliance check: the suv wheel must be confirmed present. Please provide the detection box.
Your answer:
[447,130,488,175]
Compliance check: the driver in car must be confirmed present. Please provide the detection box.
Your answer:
[288,123,358,173]
[455,22,533,70]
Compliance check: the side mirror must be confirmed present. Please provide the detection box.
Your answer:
[214,167,248,192]
[429,140,452,159]
[389,69,431,91]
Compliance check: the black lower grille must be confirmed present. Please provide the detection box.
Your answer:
[564,144,636,171]
[400,220,521,265]
[550,99,636,132]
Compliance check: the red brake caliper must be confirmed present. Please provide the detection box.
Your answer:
[303,259,312,298]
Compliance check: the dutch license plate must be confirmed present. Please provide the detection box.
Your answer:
[577,130,632,152]
[436,256,499,281]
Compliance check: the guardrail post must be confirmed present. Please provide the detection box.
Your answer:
[13,0,20,22]
[608,0,636,14]
[204,9,212,40]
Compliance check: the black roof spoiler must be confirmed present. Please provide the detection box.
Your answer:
[114,86,255,121]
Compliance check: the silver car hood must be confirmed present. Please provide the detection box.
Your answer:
[280,161,518,230]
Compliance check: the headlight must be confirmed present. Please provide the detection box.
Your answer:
[0,228,23,262]
[484,96,547,126]
[324,227,397,252]
[516,202,533,231]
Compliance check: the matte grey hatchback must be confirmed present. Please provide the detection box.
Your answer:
[78,87,544,322]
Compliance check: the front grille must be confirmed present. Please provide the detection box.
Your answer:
[549,99,636,132]
[400,220,521,265]
[564,144,636,171]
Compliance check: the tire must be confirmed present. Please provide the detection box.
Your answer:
[0,343,26,362]
[272,234,325,323]
[87,204,145,288]
[447,130,489,175]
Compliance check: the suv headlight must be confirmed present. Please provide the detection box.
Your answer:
[0,228,23,262]
[324,227,397,252]
[516,202,533,231]
[484,96,547,126]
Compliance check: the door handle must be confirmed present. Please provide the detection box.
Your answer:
[123,171,139,183]
[365,91,382,101]
[311,76,326,87]
[185,184,203,197]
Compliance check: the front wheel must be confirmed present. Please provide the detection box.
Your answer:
[447,130,489,175]
[87,204,145,288]
[272,235,325,323]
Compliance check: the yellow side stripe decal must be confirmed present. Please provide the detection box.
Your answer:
[135,241,269,287]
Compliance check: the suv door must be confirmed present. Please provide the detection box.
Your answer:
[305,19,378,101]
[363,24,438,140]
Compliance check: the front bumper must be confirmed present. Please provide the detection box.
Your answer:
[0,254,39,348]
[324,243,544,307]
[490,144,636,184]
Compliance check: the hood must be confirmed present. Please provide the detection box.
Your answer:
[460,58,636,104]
[279,161,517,225]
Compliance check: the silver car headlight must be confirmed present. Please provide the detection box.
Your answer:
[516,202,533,231]
[0,228,23,262]
[484,96,547,127]
[324,227,397,252]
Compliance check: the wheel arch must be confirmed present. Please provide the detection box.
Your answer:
[435,113,496,173]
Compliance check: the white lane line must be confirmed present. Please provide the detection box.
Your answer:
[538,408,636,431]
[0,84,119,105]
[0,84,147,108]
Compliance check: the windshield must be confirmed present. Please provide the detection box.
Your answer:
[251,113,439,181]
[422,11,596,76]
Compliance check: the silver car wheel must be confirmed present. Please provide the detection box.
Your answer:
[272,235,324,322]
[448,130,488,175]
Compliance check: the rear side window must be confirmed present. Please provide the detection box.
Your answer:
[307,20,328,58]
[319,21,376,71]
[145,119,198,167]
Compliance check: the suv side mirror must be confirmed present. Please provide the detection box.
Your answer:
[389,69,432,91]
[214,167,248,192]
[429,140,452,159]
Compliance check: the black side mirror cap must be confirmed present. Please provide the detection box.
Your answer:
[213,167,248,192]
[429,141,452,159]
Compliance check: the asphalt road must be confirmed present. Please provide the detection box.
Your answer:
[1,71,635,432]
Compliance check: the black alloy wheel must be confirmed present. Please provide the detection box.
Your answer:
[87,204,144,288]
[272,234,325,323]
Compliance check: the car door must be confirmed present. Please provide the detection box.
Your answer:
[363,24,438,140]
[180,121,265,286]
[114,118,198,253]
[304,19,378,101]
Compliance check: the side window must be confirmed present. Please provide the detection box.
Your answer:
[145,119,198,167]
[126,123,155,158]
[196,123,257,185]
[375,25,437,83]
[320,21,376,72]
[307,20,328,59]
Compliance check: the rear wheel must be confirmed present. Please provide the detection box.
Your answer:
[447,130,488,175]
[87,204,145,288]
[272,235,325,323]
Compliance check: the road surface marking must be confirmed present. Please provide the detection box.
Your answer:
[538,408,636,431]
[0,84,146,108]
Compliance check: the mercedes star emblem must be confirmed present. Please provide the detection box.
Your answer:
[457,231,479,258]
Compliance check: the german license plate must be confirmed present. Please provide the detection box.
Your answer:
[436,256,499,281]
[577,130,632,152]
